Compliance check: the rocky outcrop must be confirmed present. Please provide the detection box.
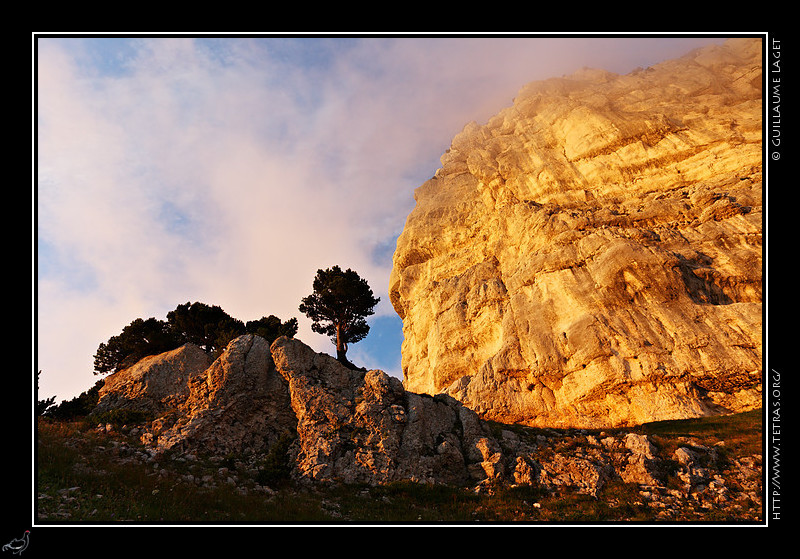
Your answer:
[147,335,296,457]
[271,336,502,486]
[389,38,763,428]
[98,334,504,487]
[88,334,762,519]
[41,409,762,522]
[500,425,762,517]
[95,343,212,415]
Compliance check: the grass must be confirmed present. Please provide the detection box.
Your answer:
[36,420,331,524]
[627,408,763,469]
[35,409,763,525]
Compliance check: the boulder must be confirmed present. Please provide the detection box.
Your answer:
[95,343,212,415]
[537,453,614,498]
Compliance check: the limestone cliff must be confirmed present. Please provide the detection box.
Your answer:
[389,38,763,428]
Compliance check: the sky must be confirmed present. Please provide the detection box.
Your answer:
[35,33,730,403]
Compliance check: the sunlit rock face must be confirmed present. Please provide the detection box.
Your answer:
[390,38,763,428]
[95,343,212,415]
[128,335,505,486]
[148,335,297,456]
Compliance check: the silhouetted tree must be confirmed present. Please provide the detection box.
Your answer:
[44,380,104,420]
[36,370,55,416]
[166,302,245,354]
[93,302,297,375]
[246,315,299,343]
[299,266,380,367]
[93,317,178,375]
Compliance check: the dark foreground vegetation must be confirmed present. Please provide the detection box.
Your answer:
[36,409,763,525]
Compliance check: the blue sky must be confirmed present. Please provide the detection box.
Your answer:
[35,34,729,401]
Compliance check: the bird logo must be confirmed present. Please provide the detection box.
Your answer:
[2,531,29,555]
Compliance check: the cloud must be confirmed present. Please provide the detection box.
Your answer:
[35,35,728,401]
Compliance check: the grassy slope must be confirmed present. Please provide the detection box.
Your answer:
[35,409,763,525]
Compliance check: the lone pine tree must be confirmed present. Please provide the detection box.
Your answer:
[299,266,380,367]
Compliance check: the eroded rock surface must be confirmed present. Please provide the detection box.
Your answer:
[98,335,504,487]
[150,335,296,457]
[95,343,212,415]
[89,334,762,519]
[270,336,502,486]
[389,38,763,428]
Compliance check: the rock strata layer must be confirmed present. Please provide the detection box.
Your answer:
[389,38,763,428]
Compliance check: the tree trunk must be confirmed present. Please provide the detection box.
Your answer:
[335,323,350,365]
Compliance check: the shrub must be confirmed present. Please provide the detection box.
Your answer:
[255,433,296,487]
[44,380,104,421]
[86,409,153,428]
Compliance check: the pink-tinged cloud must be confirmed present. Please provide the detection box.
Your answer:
[35,35,728,401]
